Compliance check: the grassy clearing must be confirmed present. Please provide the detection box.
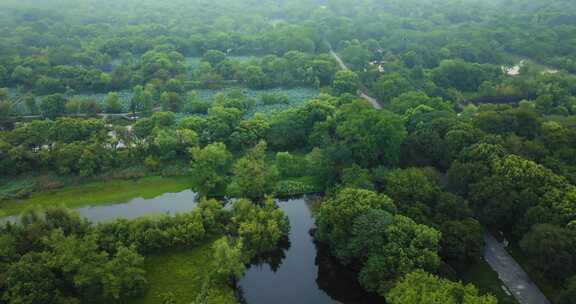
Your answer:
[459,260,518,304]
[0,176,191,217]
[130,240,237,304]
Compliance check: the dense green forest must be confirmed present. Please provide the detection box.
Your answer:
[1,0,576,303]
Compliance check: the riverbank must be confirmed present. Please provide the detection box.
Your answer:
[0,175,192,217]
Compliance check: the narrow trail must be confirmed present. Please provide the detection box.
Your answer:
[484,233,551,304]
[329,49,382,110]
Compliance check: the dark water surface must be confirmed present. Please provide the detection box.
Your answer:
[239,198,383,304]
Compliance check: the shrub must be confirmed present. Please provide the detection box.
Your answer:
[274,180,319,197]
[260,93,289,105]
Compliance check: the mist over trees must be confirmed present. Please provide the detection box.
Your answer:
[1,0,576,303]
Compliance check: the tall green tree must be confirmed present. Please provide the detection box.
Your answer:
[230,198,290,255]
[388,270,497,304]
[105,92,122,114]
[315,188,397,258]
[227,141,279,199]
[40,94,67,119]
[357,215,441,295]
[333,70,360,95]
[212,237,245,286]
[189,142,232,196]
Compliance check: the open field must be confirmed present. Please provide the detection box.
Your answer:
[130,240,237,304]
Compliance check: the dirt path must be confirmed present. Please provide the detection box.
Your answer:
[329,49,382,110]
[484,233,551,304]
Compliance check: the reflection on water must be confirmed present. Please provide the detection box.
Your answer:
[0,189,198,224]
[316,243,384,304]
[77,189,198,223]
[239,198,384,304]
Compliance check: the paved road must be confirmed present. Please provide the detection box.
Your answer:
[329,49,382,110]
[484,232,550,304]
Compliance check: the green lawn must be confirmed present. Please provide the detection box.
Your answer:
[459,260,518,304]
[130,240,237,304]
[0,176,192,217]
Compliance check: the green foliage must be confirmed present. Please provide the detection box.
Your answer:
[105,92,122,114]
[357,215,441,295]
[0,207,177,303]
[432,60,499,92]
[228,141,279,199]
[559,275,576,304]
[372,73,413,102]
[40,94,67,119]
[315,188,397,258]
[229,114,270,151]
[520,224,576,281]
[326,100,406,167]
[131,85,153,115]
[0,178,36,201]
[382,167,441,222]
[230,198,290,255]
[161,92,184,112]
[305,148,338,189]
[211,237,245,284]
[275,152,307,178]
[260,93,289,105]
[469,154,576,234]
[440,219,484,268]
[2,253,62,304]
[202,50,227,67]
[274,179,319,197]
[3,0,576,298]
[189,142,232,196]
[340,42,371,70]
[341,164,375,190]
[128,240,237,304]
[333,70,360,95]
[389,91,453,115]
[388,270,497,304]
[185,91,211,114]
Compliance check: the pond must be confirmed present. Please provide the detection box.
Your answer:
[77,189,198,223]
[239,198,382,304]
[1,190,382,304]
[0,189,198,224]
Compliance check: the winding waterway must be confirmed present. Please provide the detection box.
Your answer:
[1,190,382,303]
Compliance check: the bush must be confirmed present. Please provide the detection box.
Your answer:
[260,93,289,105]
[0,179,37,201]
[161,164,190,177]
[274,180,319,197]
[186,99,211,114]
[98,166,149,180]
